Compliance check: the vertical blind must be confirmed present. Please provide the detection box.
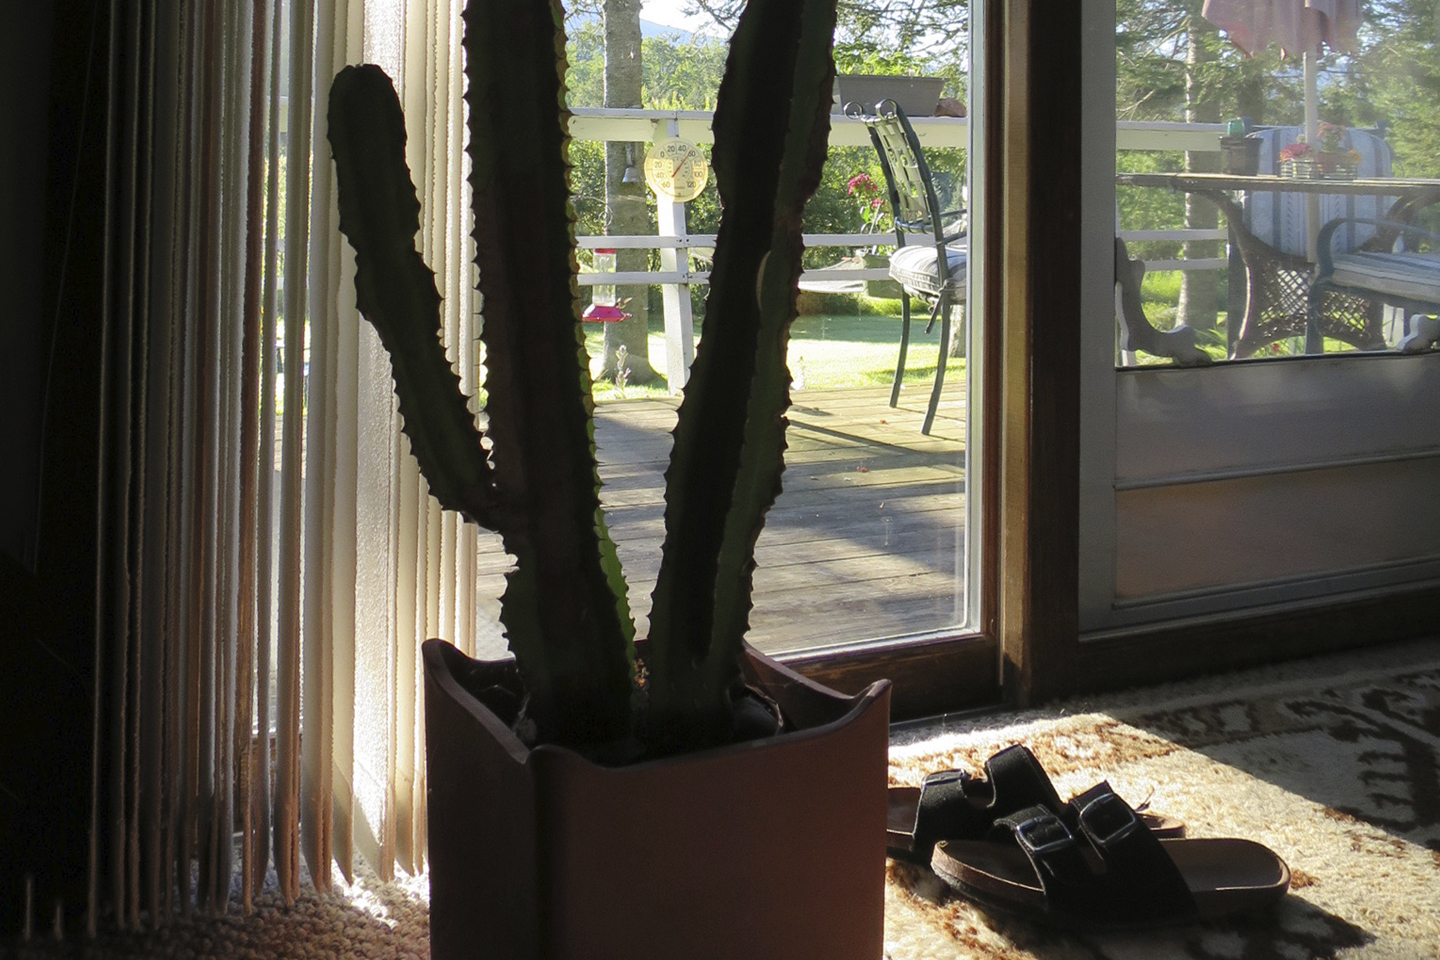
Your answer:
[87,0,474,931]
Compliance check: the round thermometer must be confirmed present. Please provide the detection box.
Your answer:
[643,137,709,202]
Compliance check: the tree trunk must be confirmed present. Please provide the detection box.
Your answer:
[1178,10,1219,332]
[947,304,966,358]
[600,0,659,385]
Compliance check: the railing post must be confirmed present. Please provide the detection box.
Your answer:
[654,117,696,393]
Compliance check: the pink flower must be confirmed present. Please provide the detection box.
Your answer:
[849,171,892,234]
[1279,141,1313,162]
[847,173,878,196]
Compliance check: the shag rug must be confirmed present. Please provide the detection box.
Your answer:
[7,638,1439,959]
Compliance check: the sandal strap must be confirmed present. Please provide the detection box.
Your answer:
[914,745,1077,855]
[994,788,1198,926]
[981,745,1067,820]
[913,769,988,855]
[1067,783,1197,924]
[914,744,1064,853]
[991,806,1103,922]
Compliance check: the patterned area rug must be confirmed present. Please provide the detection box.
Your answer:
[884,638,1440,960]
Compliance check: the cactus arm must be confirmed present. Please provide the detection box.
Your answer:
[464,0,634,746]
[645,0,838,748]
[328,65,499,528]
[708,0,837,691]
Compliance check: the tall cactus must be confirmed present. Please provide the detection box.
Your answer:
[328,0,836,753]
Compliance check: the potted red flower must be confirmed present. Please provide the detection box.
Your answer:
[1280,124,1362,180]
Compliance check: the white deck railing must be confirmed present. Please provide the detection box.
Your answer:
[571,109,1230,386]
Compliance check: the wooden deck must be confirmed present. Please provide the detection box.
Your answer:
[474,383,968,657]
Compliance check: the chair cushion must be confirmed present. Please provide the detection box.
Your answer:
[1330,250,1440,305]
[889,242,968,298]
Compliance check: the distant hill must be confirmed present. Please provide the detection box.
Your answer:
[641,19,695,41]
[568,12,705,44]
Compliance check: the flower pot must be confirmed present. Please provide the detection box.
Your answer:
[832,74,945,117]
[1318,155,1358,180]
[861,251,904,299]
[422,638,891,960]
[1281,156,1357,181]
[1219,135,1261,176]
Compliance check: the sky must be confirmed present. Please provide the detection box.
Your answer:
[640,0,715,34]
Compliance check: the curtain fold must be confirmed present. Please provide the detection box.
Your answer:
[72,0,477,933]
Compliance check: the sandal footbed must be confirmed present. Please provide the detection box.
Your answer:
[930,837,1290,929]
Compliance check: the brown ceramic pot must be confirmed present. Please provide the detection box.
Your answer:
[422,638,891,960]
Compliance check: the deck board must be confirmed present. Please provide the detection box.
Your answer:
[474,384,968,657]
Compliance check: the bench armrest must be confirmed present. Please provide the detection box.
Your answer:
[1317,216,1440,275]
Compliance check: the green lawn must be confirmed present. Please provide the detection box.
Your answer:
[584,311,957,401]
[1138,270,1233,362]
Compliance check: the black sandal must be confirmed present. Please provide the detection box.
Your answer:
[929,782,1289,930]
[887,744,1185,865]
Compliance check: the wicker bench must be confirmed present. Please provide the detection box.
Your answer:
[1309,215,1440,353]
[1230,125,1397,357]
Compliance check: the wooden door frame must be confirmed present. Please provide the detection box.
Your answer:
[995,0,1083,705]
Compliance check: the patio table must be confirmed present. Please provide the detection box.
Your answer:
[1116,171,1440,358]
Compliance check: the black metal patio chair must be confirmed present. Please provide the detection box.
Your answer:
[851,100,966,435]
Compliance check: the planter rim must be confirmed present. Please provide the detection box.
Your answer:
[837,72,945,81]
[420,638,890,773]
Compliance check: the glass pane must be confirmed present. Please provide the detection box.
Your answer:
[1114,2,1440,365]
[475,1,977,659]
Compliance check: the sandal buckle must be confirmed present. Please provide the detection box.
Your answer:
[1077,792,1139,849]
[1012,813,1074,857]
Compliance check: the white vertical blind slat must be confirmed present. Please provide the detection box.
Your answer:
[163,6,199,918]
[385,428,421,880]
[139,0,178,927]
[195,0,227,914]
[402,6,430,828]
[325,2,369,892]
[215,0,254,909]
[174,0,206,916]
[121,0,147,928]
[157,19,181,922]
[96,0,136,933]
[301,0,335,896]
[274,0,316,906]
[249,0,285,909]
[233,0,271,915]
